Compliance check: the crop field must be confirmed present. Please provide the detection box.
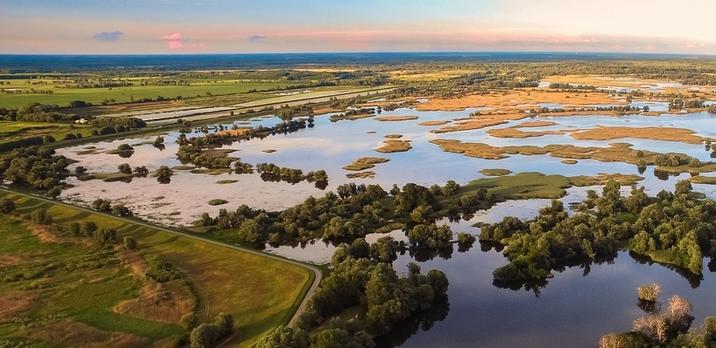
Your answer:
[0,78,304,109]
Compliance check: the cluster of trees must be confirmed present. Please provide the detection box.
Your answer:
[527,104,649,114]
[548,83,596,90]
[90,117,146,135]
[199,180,493,252]
[255,163,329,189]
[329,107,376,122]
[91,198,134,217]
[255,245,448,348]
[0,146,70,192]
[654,153,692,167]
[480,181,716,289]
[669,98,705,111]
[0,103,77,122]
[276,105,315,121]
[176,118,313,169]
[188,313,234,348]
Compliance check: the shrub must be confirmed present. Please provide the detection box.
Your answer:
[95,229,118,246]
[123,236,137,250]
[82,221,98,236]
[0,199,15,214]
[30,209,52,225]
[637,283,661,302]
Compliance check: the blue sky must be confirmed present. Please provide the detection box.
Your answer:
[1,0,715,54]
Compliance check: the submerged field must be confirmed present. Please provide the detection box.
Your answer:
[43,81,716,346]
[4,59,716,347]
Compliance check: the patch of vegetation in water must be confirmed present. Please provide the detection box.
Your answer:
[343,157,390,171]
[215,180,238,184]
[480,180,715,290]
[479,168,512,176]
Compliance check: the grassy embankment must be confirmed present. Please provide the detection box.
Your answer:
[0,189,313,347]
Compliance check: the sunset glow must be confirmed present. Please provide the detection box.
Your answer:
[2,0,716,54]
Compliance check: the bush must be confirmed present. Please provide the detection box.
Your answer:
[95,229,118,246]
[637,283,661,302]
[0,199,15,214]
[82,221,98,236]
[30,209,52,225]
[69,222,81,236]
[123,236,137,250]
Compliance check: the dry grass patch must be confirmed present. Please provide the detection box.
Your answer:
[346,171,375,179]
[343,157,390,171]
[374,115,418,122]
[433,114,528,133]
[488,127,563,139]
[416,89,620,111]
[376,139,412,153]
[571,126,705,144]
[431,139,703,171]
[418,120,450,126]
[0,292,33,321]
[514,120,558,128]
[0,254,27,267]
[215,128,251,137]
[26,321,148,348]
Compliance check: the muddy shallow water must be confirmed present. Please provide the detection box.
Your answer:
[56,104,716,347]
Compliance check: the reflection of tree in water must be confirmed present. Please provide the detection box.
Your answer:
[629,251,703,288]
[374,296,450,348]
[484,240,620,296]
[406,245,454,262]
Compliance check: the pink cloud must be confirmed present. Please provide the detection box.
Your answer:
[160,32,207,50]
[162,32,184,49]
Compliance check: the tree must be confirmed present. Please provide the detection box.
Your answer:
[427,269,449,296]
[442,180,460,196]
[92,198,110,212]
[370,236,397,262]
[30,209,52,225]
[154,165,174,184]
[0,199,15,214]
[238,219,263,244]
[95,229,118,246]
[675,180,692,195]
[254,326,310,348]
[111,204,132,217]
[118,163,132,175]
[70,222,81,236]
[457,233,476,248]
[83,221,98,236]
[123,236,137,250]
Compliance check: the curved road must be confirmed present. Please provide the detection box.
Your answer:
[0,187,321,328]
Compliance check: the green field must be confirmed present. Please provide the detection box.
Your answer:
[0,79,303,109]
[0,214,186,346]
[0,190,313,347]
[0,121,94,143]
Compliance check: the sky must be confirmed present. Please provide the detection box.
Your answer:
[2,0,716,54]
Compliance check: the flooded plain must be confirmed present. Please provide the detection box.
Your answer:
[56,102,716,347]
